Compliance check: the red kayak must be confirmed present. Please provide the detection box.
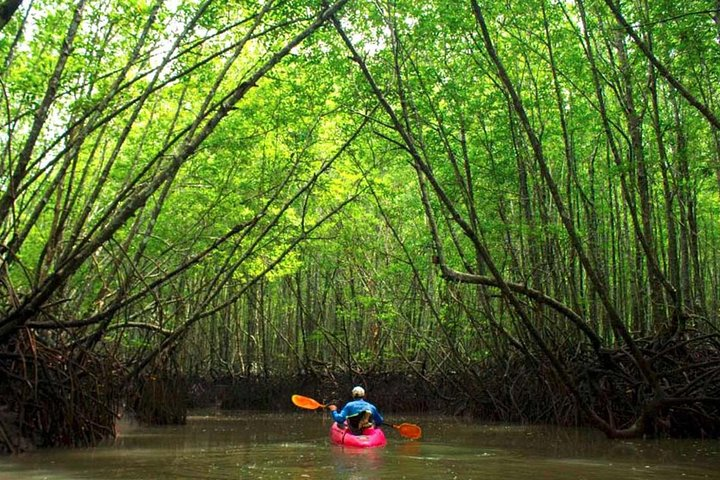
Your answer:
[330,422,387,448]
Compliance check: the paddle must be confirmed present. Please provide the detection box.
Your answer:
[292,394,327,410]
[291,394,422,440]
[385,422,422,440]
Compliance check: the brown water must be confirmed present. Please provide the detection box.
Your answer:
[1,412,719,479]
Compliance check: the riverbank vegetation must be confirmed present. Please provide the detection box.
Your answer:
[1,0,719,452]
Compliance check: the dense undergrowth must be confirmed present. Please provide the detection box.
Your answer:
[1,328,718,454]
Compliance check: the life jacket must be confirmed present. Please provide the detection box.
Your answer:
[346,410,372,435]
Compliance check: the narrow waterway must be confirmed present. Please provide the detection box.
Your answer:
[1,412,718,479]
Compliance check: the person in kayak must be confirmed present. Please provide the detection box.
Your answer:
[329,386,384,435]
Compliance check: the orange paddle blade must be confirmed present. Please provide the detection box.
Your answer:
[392,422,422,440]
[291,394,326,410]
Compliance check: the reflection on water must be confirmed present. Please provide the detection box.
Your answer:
[0,412,718,479]
[331,445,384,480]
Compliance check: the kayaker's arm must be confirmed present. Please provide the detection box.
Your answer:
[329,404,346,424]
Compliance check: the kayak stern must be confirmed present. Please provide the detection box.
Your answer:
[330,422,387,448]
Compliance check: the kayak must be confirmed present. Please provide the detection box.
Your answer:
[330,422,387,448]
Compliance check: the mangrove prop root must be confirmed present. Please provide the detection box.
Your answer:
[460,332,720,438]
[129,360,188,425]
[0,329,122,453]
[189,333,720,439]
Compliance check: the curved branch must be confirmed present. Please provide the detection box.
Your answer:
[439,265,604,353]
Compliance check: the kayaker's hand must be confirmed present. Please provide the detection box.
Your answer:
[329,405,337,412]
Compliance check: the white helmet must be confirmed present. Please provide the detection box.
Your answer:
[351,386,365,398]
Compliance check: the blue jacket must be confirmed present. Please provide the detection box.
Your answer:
[332,399,383,426]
